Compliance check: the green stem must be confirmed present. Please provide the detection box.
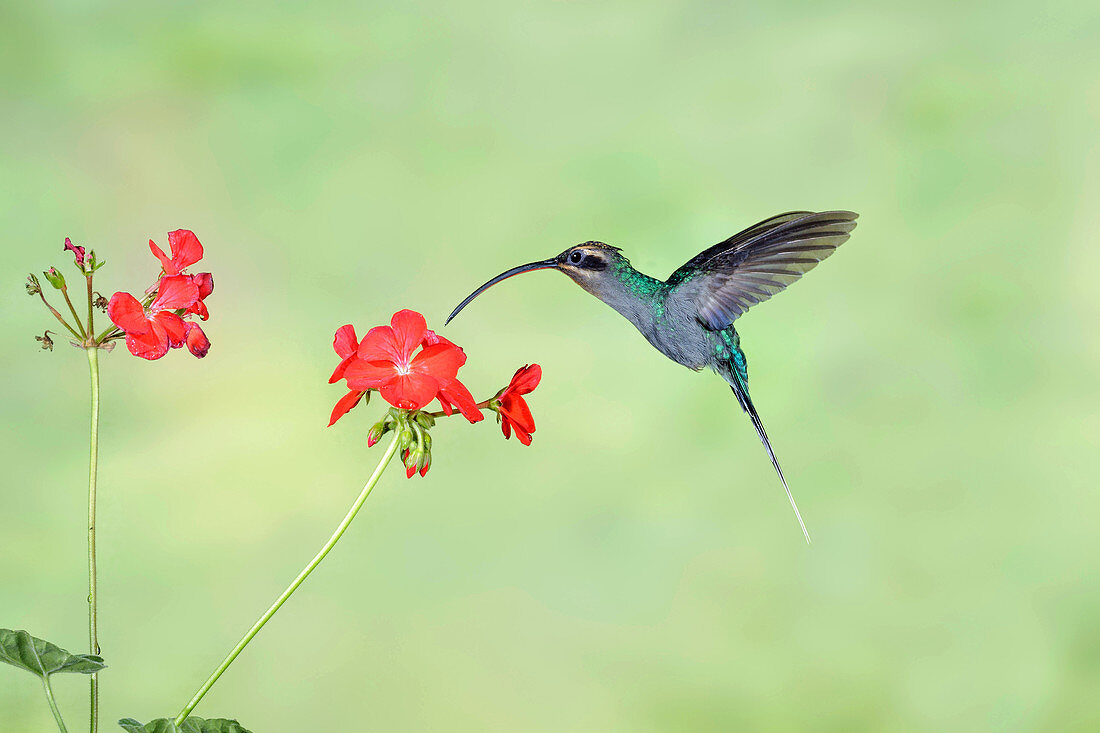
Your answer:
[37,291,83,341]
[86,347,101,733]
[93,325,120,344]
[425,398,494,419]
[42,677,69,733]
[85,274,94,339]
[173,431,402,725]
[61,287,88,340]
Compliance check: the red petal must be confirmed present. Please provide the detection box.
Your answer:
[328,389,365,426]
[500,394,535,434]
[421,329,448,347]
[344,359,397,389]
[152,275,200,311]
[167,229,203,271]
[191,272,214,299]
[107,292,151,334]
[154,311,187,348]
[389,310,427,361]
[188,298,209,321]
[379,373,439,410]
[356,325,403,364]
[125,329,169,360]
[498,411,532,445]
[410,343,465,382]
[509,364,542,394]
[332,324,358,358]
[437,377,484,423]
[184,321,211,358]
[329,354,356,384]
[421,330,466,365]
[149,239,176,274]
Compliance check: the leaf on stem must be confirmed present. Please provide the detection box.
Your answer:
[0,628,105,678]
[118,717,252,733]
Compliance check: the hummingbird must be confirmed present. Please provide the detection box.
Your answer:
[446,210,858,542]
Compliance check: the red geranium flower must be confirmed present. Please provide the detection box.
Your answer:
[327,310,484,425]
[107,275,208,360]
[149,229,214,319]
[343,310,459,410]
[496,364,541,445]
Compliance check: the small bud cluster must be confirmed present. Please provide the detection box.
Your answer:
[26,238,103,350]
[367,408,437,478]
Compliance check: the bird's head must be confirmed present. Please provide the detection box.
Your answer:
[445,241,625,325]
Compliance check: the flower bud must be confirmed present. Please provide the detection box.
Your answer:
[421,431,432,451]
[366,420,391,448]
[416,448,431,477]
[64,238,88,269]
[43,267,66,290]
[413,411,436,430]
[26,274,41,296]
[399,427,415,451]
[403,449,419,479]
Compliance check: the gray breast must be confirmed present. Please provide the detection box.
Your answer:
[644,311,710,371]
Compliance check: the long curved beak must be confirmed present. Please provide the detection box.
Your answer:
[446,258,558,325]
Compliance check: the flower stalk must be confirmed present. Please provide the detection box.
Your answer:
[173,430,402,725]
[85,345,101,733]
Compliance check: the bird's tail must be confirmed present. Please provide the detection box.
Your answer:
[724,363,812,544]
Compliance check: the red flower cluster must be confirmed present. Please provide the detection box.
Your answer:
[328,310,483,425]
[328,309,542,479]
[107,230,213,360]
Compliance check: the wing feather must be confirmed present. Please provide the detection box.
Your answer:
[668,211,858,330]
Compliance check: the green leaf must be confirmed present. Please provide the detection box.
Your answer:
[118,717,252,733]
[0,628,105,679]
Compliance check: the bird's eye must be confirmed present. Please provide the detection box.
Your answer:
[569,250,583,264]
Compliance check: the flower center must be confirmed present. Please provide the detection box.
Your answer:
[394,362,412,376]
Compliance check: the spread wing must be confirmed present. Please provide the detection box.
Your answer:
[667,211,858,330]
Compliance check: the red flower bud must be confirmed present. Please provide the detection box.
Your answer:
[64,237,87,268]
[184,322,211,358]
[43,267,66,290]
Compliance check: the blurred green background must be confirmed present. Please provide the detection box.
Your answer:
[2,1,1098,730]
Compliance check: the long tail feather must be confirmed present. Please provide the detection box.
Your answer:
[729,379,812,544]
